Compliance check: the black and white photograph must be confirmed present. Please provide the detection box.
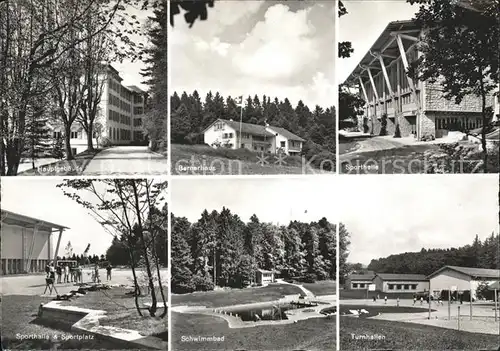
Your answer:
[170,178,337,351]
[0,178,168,350]
[170,0,336,175]
[0,0,168,176]
[338,175,500,350]
[338,0,499,174]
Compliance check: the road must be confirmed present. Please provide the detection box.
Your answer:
[82,146,168,176]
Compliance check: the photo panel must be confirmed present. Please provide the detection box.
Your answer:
[170,177,338,351]
[338,174,500,350]
[170,0,337,176]
[0,177,168,350]
[338,0,499,174]
[1,1,168,177]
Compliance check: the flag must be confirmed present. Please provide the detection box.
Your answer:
[83,244,91,256]
[235,95,243,106]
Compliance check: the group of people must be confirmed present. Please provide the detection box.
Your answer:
[44,262,113,284]
[45,262,83,283]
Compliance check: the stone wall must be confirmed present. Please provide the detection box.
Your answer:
[425,81,495,112]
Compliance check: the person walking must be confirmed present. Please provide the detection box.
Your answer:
[420,296,424,305]
[56,264,62,284]
[397,297,400,307]
[94,264,100,283]
[106,264,112,281]
[45,263,50,277]
[413,295,417,306]
[64,264,69,283]
[384,296,387,304]
[49,262,55,281]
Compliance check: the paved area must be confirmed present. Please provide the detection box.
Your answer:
[342,298,500,335]
[82,146,168,175]
[0,268,168,296]
[17,158,59,173]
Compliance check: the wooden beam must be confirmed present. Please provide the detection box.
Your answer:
[390,29,420,35]
[26,223,39,272]
[367,68,380,101]
[398,33,419,42]
[53,228,63,264]
[396,34,416,92]
[378,55,394,96]
[358,76,369,102]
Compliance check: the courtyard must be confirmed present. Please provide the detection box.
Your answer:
[0,268,168,350]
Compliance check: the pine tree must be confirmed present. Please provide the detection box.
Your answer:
[24,114,52,169]
[52,135,64,159]
[171,216,194,293]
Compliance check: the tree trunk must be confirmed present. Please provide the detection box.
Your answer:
[132,182,157,317]
[87,124,94,151]
[479,77,488,173]
[6,140,21,176]
[127,238,143,317]
[151,232,167,318]
[64,125,74,160]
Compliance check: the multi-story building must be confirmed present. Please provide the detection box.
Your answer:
[203,119,305,156]
[1,210,68,275]
[49,65,148,155]
[345,20,496,140]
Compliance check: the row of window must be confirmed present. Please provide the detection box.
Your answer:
[109,109,132,125]
[388,283,418,290]
[53,131,98,139]
[108,127,132,141]
[1,258,49,275]
[436,117,483,130]
[134,106,144,115]
[222,133,234,138]
[214,122,225,131]
[108,93,131,112]
[109,79,136,102]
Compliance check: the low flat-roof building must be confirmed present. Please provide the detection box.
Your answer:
[255,269,275,286]
[373,273,429,293]
[345,273,376,290]
[427,265,500,300]
[1,210,68,275]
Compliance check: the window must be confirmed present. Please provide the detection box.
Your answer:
[359,283,365,288]
[53,131,62,139]
[134,118,142,127]
[388,284,394,290]
[134,106,143,115]
[352,283,358,288]
[411,284,417,290]
[70,131,78,139]
[280,141,286,147]
[404,284,409,290]
[228,133,233,138]
[214,122,224,131]
[397,284,402,290]
[71,148,77,155]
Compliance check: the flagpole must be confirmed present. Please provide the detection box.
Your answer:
[239,97,243,149]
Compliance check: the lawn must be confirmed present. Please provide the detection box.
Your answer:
[59,287,167,340]
[341,141,500,174]
[172,311,336,351]
[171,144,330,175]
[340,144,440,174]
[339,304,435,317]
[0,295,124,350]
[172,284,303,308]
[340,316,500,350]
[19,148,103,176]
[340,289,417,300]
[300,280,336,296]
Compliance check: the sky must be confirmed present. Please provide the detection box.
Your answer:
[172,177,338,225]
[338,0,419,83]
[1,178,165,257]
[339,175,500,265]
[171,0,336,110]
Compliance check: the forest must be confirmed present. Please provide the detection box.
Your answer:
[340,223,499,280]
[170,91,336,159]
[366,233,500,276]
[171,208,336,294]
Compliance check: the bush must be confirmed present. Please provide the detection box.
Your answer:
[185,132,203,145]
[394,124,402,138]
[380,114,388,136]
[420,133,435,142]
[192,274,214,292]
[100,137,112,147]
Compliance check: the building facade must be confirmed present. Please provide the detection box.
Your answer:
[49,65,148,155]
[372,273,429,293]
[427,266,500,300]
[345,20,496,140]
[1,210,68,275]
[345,273,376,290]
[203,119,304,156]
[256,269,275,285]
